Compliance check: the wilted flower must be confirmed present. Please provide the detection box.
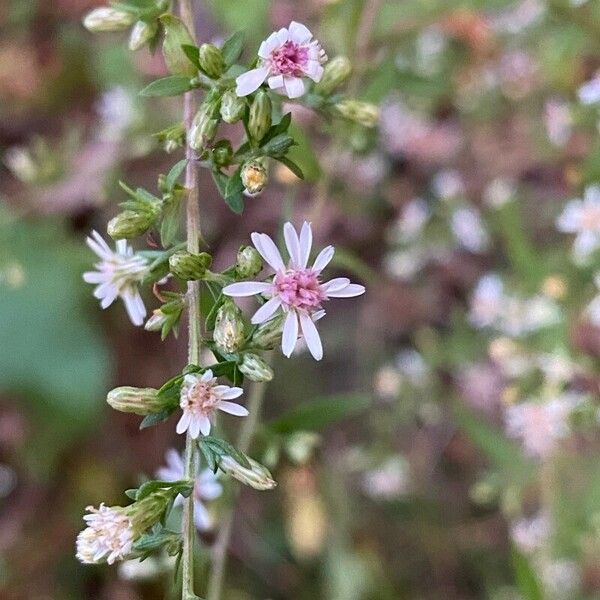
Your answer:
[156,449,222,530]
[83,231,148,326]
[223,222,365,360]
[176,370,248,438]
[556,185,600,262]
[451,206,490,253]
[236,21,327,98]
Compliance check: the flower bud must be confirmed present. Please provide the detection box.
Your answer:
[241,159,268,195]
[261,134,294,158]
[250,314,283,350]
[107,210,158,240]
[236,246,263,278]
[218,455,276,490]
[315,56,352,95]
[169,251,212,280]
[189,101,220,150]
[213,301,246,354]
[144,309,169,332]
[83,7,135,32]
[159,15,197,77]
[334,100,379,128]
[212,140,233,167]
[220,90,246,124]
[128,20,158,51]
[248,90,272,142]
[198,43,225,79]
[107,386,165,415]
[239,353,273,382]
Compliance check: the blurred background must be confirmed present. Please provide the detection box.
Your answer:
[4,0,600,598]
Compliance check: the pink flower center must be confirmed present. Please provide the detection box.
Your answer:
[184,382,218,415]
[274,268,324,311]
[270,41,309,76]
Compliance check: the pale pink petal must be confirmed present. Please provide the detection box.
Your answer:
[223,281,272,297]
[217,401,249,416]
[282,310,299,357]
[312,245,334,272]
[251,232,285,270]
[303,60,324,81]
[288,21,313,44]
[193,501,211,530]
[275,27,290,46]
[218,387,244,400]
[299,311,323,360]
[235,66,270,97]
[251,296,282,324]
[201,369,214,382]
[176,412,191,434]
[284,222,302,267]
[259,32,282,57]
[268,74,285,90]
[299,221,312,268]
[327,283,365,298]
[283,76,305,99]
[321,277,350,294]
[199,416,211,436]
[189,416,202,439]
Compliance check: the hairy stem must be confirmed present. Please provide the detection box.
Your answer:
[206,376,270,600]
[180,0,200,597]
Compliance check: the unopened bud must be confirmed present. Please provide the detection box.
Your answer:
[248,90,272,142]
[83,7,135,32]
[128,484,192,532]
[189,101,220,150]
[315,56,352,95]
[219,455,276,490]
[239,353,273,382]
[198,43,225,79]
[159,15,197,77]
[107,210,158,239]
[212,140,233,167]
[261,134,294,158]
[236,246,263,278]
[335,100,379,128]
[250,314,283,350]
[169,251,212,280]
[220,90,246,124]
[128,20,158,51]
[213,301,246,353]
[107,386,165,415]
[144,309,168,332]
[241,159,268,195]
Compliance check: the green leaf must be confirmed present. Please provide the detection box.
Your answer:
[225,191,244,214]
[225,166,244,197]
[136,479,192,501]
[285,123,321,182]
[268,393,371,434]
[124,489,138,500]
[200,436,252,469]
[512,548,543,600]
[274,156,305,180]
[139,408,176,430]
[221,31,245,67]
[260,112,292,145]
[181,44,201,68]
[165,159,188,191]
[140,75,193,97]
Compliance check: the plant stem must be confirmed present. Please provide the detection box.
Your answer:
[179,0,200,597]
[206,376,270,600]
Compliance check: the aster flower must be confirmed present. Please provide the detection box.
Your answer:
[76,504,135,565]
[83,230,148,326]
[510,512,552,554]
[176,370,248,438]
[222,221,365,361]
[236,21,327,99]
[451,206,490,253]
[156,449,222,530]
[556,185,600,262]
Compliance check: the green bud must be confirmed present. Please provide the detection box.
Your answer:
[220,90,246,124]
[107,210,158,239]
[334,99,379,128]
[250,314,284,350]
[159,15,197,77]
[261,134,294,158]
[315,56,352,95]
[241,159,268,195]
[144,309,169,332]
[218,455,276,490]
[236,245,263,278]
[83,7,135,32]
[248,90,272,142]
[189,99,220,150]
[239,353,273,382]
[107,386,166,416]
[212,140,233,167]
[213,301,246,354]
[127,484,193,533]
[169,251,212,280]
[129,20,158,51]
[198,43,225,79]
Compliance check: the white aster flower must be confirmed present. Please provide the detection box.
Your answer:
[432,169,465,200]
[156,449,222,530]
[544,98,572,147]
[362,456,411,500]
[451,206,490,253]
[83,230,148,326]
[76,504,135,565]
[222,221,366,361]
[556,185,600,262]
[235,21,327,99]
[176,370,248,439]
[469,273,506,328]
[483,177,517,209]
[578,72,600,104]
[510,512,552,554]
[390,197,430,243]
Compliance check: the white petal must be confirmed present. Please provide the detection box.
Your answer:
[86,230,112,259]
[217,401,249,416]
[259,32,282,58]
[251,232,285,270]
[176,412,191,434]
[189,416,202,439]
[223,281,272,297]
[299,221,312,268]
[235,67,269,97]
[327,283,365,298]
[556,200,583,232]
[201,369,214,382]
[303,60,324,81]
[275,27,290,46]
[299,311,323,360]
[283,76,305,99]
[312,245,334,272]
[268,74,285,90]
[122,291,146,326]
[199,480,223,501]
[99,287,118,308]
[313,309,326,322]
[218,386,244,400]
[321,277,350,294]
[199,416,211,436]
[251,296,282,324]
[573,231,600,258]
[281,310,299,357]
[288,21,313,44]
[193,500,211,531]
[284,222,302,267]
[83,271,105,284]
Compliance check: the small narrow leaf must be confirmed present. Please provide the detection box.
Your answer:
[165,159,188,191]
[140,75,193,97]
[181,44,201,68]
[139,408,175,430]
[221,31,245,67]
[275,156,305,180]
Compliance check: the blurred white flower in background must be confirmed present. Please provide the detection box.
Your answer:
[540,559,581,599]
[544,98,572,147]
[578,72,600,105]
[510,511,552,554]
[470,274,506,329]
[96,86,139,141]
[389,198,431,244]
[432,169,466,200]
[585,273,600,326]
[415,26,446,76]
[384,247,429,280]
[451,206,490,253]
[362,456,411,500]
[483,177,517,209]
[489,0,545,34]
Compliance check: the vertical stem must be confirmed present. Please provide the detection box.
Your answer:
[179,0,199,597]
